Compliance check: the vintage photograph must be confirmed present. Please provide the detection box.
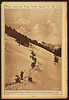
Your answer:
[1,2,67,99]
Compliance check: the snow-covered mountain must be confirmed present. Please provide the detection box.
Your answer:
[6,18,61,45]
[14,18,31,25]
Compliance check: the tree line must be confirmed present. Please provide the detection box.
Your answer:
[5,24,61,57]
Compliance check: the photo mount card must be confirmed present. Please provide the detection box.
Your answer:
[1,2,67,99]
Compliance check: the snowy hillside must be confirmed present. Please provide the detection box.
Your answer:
[5,34,61,90]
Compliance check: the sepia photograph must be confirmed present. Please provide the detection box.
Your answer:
[1,2,67,99]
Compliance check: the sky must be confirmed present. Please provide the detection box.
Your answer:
[5,8,62,45]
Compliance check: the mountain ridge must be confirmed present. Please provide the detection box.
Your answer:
[5,24,61,57]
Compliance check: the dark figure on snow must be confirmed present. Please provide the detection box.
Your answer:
[20,71,24,80]
[31,62,36,69]
[28,77,32,82]
[15,77,21,83]
[30,55,37,62]
[31,51,36,56]
[34,57,37,62]
[54,54,59,64]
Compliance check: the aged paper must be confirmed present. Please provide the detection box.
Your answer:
[1,2,67,99]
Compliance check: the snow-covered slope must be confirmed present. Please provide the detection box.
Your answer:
[5,34,61,90]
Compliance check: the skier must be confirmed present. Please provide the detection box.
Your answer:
[31,62,36,69]
[20,71,24,80]
[28,77,32,82]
